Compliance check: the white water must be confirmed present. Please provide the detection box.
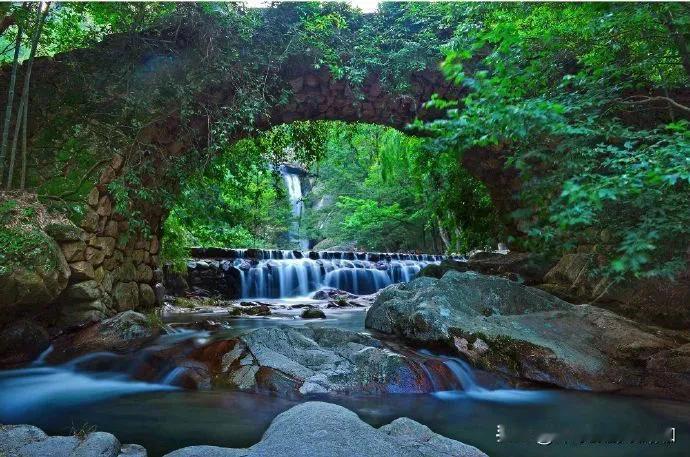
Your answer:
[434,357,554,404]
[281,167,309,250]
[0,363,177,422]
[232,251,440,298]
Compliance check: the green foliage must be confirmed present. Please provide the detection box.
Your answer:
[144,310,165,330]
[0,196,59,275]
[161,131,294,266]
[302,122,498,253]
[422,3,690,278]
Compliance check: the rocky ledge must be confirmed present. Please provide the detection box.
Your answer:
[165,401,487,457]
[191,326,457,395]
[366,270,690,401]
[1,402,487,457]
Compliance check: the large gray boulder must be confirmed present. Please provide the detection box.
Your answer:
[366,271,690,400]
[164,402,487,457]
[194,326,446,395]
[0,424,145,457]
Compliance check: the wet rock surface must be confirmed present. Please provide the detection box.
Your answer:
[366,270,690,400]
[163,401,488,457]
[49,310,164,363]
[300,308,326,319]
[0,320,49,368]
[193,326,453,395]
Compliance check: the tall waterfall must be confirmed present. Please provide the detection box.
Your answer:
[280,166,309,250]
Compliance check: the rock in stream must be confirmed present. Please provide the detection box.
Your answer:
[192,325,455,395]
[366,270,690,400]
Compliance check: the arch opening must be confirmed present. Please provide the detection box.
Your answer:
[162,120,500,300]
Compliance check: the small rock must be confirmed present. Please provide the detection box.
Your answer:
[301,308,326,319]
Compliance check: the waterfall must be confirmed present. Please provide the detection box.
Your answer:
[186,249,465,300]
[232,254,441,298]
[280,166,309,250]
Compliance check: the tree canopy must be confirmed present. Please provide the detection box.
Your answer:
[0,2,688,281]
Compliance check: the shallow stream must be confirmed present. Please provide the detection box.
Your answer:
[1,307,688,457]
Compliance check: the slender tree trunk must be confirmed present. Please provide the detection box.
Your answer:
[437,216,451,251]
[20,90,27,189]
[5,100,23,188]
[6,3,48,189]
[0,19,23,187]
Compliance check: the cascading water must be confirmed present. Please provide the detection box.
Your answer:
[189,249,458,299]
[280,165,309,250]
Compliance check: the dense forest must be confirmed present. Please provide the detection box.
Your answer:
[0,2,688,280]
[1,3,690,457]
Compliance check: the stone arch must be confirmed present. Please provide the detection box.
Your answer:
[0,21,512,326]
[71,65,455,317]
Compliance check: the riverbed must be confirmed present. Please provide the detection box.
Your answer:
[1,307,688,457]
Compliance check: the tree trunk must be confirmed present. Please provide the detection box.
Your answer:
[0,19,23,187]
[5,100,23,188]
[6,3,49,189]
[20,89,28,189]
[437,216,451,251]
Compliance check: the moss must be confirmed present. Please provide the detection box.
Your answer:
[0,226,57,276]
[449,327,523,373]
[174,297,199,309]
[0,194,68,276]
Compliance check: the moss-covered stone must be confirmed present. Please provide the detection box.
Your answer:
[44,222,84,242]
[0,221,70,316]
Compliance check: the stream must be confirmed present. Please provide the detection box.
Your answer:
[1,307,689,457]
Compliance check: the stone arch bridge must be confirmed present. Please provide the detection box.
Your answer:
[0,17,516,326]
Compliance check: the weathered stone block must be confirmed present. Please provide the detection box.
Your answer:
[66,280,101,300]
[150,236,159,254]
[94,266,105,284]
[132,249,145,263]
[91,236,116,257]
[136,264,153,282]
[117,261,137,281]
[104,220,118,237]
[101,271,114,293]
[85,246,105,265]
[69,261,95,280]
[87,187,99,207]
[60,241,86,262]
[80,209,99,232]
[113,281,139,311]
[139,283,156,307]
[45,222,84,242]
[96,195,112,216]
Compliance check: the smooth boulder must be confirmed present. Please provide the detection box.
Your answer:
[0,424,145,457]
[164,401,487,457]
[366,270,690,400]
[194,326,448,395]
